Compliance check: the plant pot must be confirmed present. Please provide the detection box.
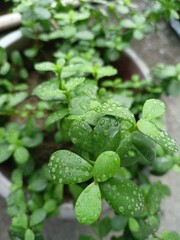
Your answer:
[0,29,150,218]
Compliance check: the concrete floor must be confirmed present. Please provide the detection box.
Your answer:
[0,15,180,240]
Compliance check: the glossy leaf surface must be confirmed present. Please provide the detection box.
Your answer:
[142,99,165,120]
[75,182,101,225]
[35,62,56,72]
[93,116,121,157]
[137,119,177,154]
[100,177,144,217]
[32,80,66,101]
[93,102,135,125]
[69,120,93,152]
[49,150,93,184]
[131,131,156,164]
[94,151,120,182]
[45,109,68,127]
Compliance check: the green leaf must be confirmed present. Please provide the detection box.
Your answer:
[12,169,23,188]
[131,131,156,164]
[8,92,28,107]
[137,119,178,154]
[121,19,135,28]
[13,146,29,164]
[66,77,86,91]
[116,134,132,159]
[168,80,180,96]
[25,229,35,240]
[152,156,174,174]
[128,217,139,232]
[162,231,180,240]
[49,150,93,184]
[94,151,120,182]
[34,7,51,20]
[76,30,94,40]
[131,216,160,240]
[142,99,165,120]
[146,182,170,215]
[111,215,128,231]
[8,226,25,240]
[69,184,83,202]
[12,213,28,229]
[49,25,76,39]
[32,80,66,101]
[61,64,86,79]
[75,182,101,225]
[93,116,121,157]
[96,66,117,80]
[92,217,111,237]
[100,177,144,217]
[69,95,91,115]
[29,208,46,227]
[28,177,47,192]
[93,102,135,125]
[7,190,27,217]
[0,144,13,163]
[43,199,57,214]
[34,62,56,72]
[69,120,93,152]
[21,132,43,148]
[45,109,68,127]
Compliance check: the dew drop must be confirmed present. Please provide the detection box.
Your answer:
[119,206,124,212]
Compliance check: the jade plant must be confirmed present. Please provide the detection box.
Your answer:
[0,0,180,239]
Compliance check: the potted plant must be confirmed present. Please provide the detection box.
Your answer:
[0,0,180,239]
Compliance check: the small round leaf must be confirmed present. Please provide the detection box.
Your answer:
[100,177,144,217]
[94,151,120,182]
[49,150,93,184]
[75,182,101,225]
[25,229,35,240]
[142,99,165,120]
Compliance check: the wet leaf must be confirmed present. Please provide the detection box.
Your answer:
[75,182,101,225]
[137,119,178,154]
[131,131,156,164]
[146,182,170,215]
[49,150,93,184]
[69,120,93,152]
[142,99,165,120]
[93,116,121,157]
[32,80,66,101]
[100,177,144,217]
[35,62,56,72]
[94,151,120,182]
[45,109,68,127]
[66,77,85,91]
[96,66,117,80]
[93,102,135,125]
